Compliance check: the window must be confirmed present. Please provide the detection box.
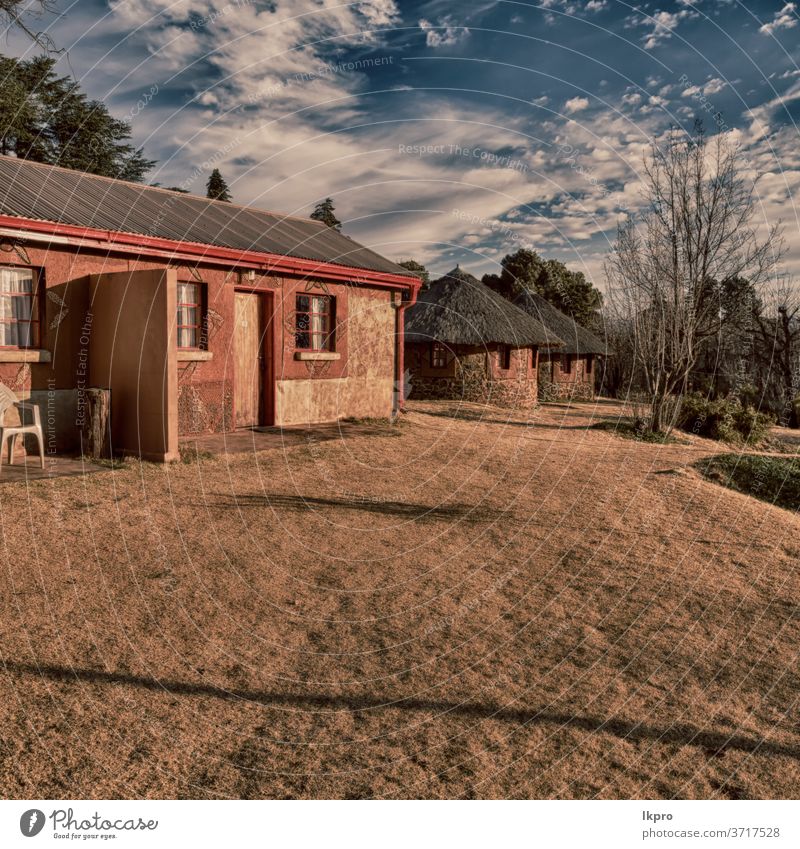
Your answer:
[586,354,594,375]
[499,345,512,370]
[430,342,447,368]
[561,354,572,374]
[0,267,40,349]
[295,294,334,351]
[177,282,203,349]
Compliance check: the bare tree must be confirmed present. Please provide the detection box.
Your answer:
[1,0,59,51]
[753,277,800,428]
[605,126,784,433]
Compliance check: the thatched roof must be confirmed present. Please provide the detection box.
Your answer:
[405,267,562,347]
[513,290,607,355]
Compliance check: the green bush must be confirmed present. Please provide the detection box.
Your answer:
[677,393,774,445]
[697,454,800,512]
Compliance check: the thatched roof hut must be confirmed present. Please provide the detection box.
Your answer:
[513,290,606,355]
[406,267,562,348]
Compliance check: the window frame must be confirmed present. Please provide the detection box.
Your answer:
[177,281,205,350]
[499,345,512,370]
[0,265,42,351]
[295,293,335,352]
[429,342,448,369]
[561,353,572,374]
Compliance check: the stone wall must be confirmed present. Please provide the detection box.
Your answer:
[538,353,594,401]
[406,344,538,409]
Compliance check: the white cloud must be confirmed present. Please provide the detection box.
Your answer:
[358,0,402,27]
[703,77,727,95]
[564,96,590,114]
[531,95,550,106]
[638,8,695,50]
[418,16,468,47]
[682,77,727,98]
[760,3,798,36]
[586,0,607,11]
[622,92,642,106]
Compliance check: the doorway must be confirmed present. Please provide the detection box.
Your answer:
[234,291,271,427]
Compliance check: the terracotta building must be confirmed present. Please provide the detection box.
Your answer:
[0,156,419,461]
[513,290,607,400]
[404,267,562,409]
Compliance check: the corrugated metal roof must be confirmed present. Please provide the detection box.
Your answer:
[0,156,415,278]
[405,266,563,348]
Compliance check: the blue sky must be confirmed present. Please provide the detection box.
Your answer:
[5,0,800,284]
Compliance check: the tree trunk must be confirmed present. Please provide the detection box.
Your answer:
[81,388,111,459]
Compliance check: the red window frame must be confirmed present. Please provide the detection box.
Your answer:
[499,345,512,370]
[177,281,204,350]
[562,353,572,374]
[430,342,447,368]
[0,266,41,350]
[295,294,335,351]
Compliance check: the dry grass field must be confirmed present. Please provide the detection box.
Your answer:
[1,399,798,799]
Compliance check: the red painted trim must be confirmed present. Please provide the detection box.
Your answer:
[0,214,422,292]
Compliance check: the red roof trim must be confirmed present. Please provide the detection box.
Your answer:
[0,214,421,291]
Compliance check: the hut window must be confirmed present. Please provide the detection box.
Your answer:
[499,345,512,370]
[296,294,334,351]
[586,354,594,375]
[0,266,40,349]
[177,282,204,349]
[430,342,447,368]
[561,354,572,374]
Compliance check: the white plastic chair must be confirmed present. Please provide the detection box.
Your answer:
[0,384,45,474]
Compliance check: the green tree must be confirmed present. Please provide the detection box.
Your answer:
[0,55,155,180]
[482,248,602,326]
[310,197,341,230]
[398,259,429,286]
[205,167,232,202]
[536,259,603,328]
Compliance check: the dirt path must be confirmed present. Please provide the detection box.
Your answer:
[0,399,798,799]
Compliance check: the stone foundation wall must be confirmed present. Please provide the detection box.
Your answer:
[539,379,594,401]
[538,354,595,401]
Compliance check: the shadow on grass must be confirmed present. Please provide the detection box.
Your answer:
[7,661,798,762]
[591,421,680,444]
[419,407,603,431]
[215,493,503,522]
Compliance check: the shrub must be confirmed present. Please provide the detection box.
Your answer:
[697,454,800,512]
[677,393,774,445]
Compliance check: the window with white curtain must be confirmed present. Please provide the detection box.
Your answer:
[177,281,203,349]
[0,267,39,349]
[295,294,334,351]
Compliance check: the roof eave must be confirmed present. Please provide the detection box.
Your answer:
[0,214,421,291]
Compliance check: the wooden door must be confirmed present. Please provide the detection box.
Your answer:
[234,292,265,427]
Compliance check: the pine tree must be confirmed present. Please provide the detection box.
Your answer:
[206,168,232,202]
[0,55,155,180]
[310,197,341,230]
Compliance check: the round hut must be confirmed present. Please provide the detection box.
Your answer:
[404,267,562,409]
[513,290,607,400]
